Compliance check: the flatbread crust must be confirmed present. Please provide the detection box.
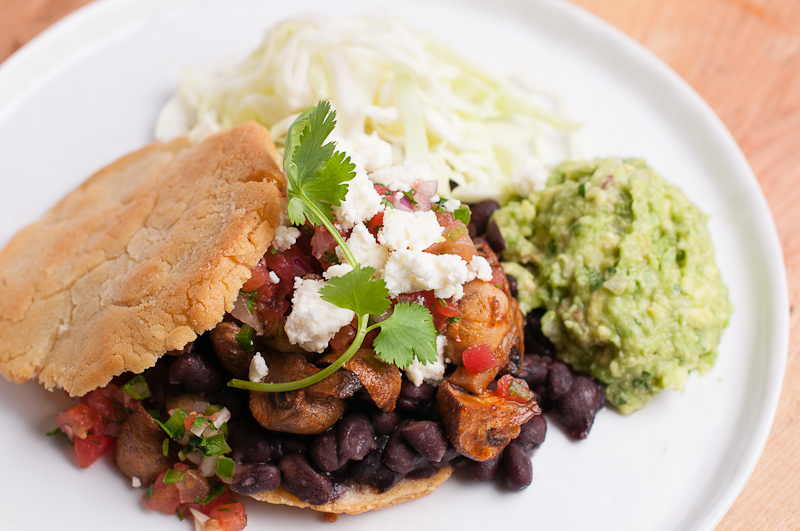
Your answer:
[0,122,285,396]
[249,466,453,515]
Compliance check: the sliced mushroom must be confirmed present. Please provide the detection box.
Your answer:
[344,348,402,412]
[437,380,540,462]
[249,352,346,435]
[115,404,172,486]
[209,321,254,379]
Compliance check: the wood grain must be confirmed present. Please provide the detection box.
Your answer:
[0,0,798,528]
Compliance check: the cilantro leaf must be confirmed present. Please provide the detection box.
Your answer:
[453,206,471,225]
[284,102,355,226]
[319,265,391,317]
[373,302,439,368]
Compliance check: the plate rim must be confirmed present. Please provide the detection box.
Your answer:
[0,0,790,529]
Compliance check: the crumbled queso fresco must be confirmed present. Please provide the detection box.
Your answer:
[277,133,493,384]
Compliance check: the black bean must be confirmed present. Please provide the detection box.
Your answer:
[278,453,334,506]
[501,443,533,491]
[432,446,461,468]
[467,455,501,481]
[280,434,309,455]
[467,221,479,240]
[547,361,573,401]
[370,411,401,435]
[400,421,448,462]
[168,352,224,394]
[517,354,551,387]
[484,220,506,254]
[230,463,281,495]
[310,429,343,472]
[556,376,605,440]
[469,200,501,235]
[383,422,424,474]
[337,412,375,462]
[227,421,283,464]
[524,310,557,357]
[396,380,436,414]
[515,415,547,453]
[506,274,518,299]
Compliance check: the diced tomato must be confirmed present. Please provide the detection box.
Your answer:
[200,488,234,515]
[366,211,384,237]
[146,472,182,515]
[242,260,270,291]
[74,433,113,468]
[329,322,357,354]
[462,344,499,374]
[209,503,247,531]
[494,374,535,403]
[147,464,212,517]
[256,296,290,324]
[397,291,460,331]
[489,263,506,285]
[311,225,340,264]
[55,403,103,441]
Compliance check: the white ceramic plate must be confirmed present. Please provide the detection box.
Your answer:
[0,1,788,530]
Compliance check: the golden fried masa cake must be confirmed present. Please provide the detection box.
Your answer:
[0,122,285,397]
[250,467,453,515]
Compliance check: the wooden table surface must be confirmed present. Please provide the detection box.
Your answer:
[1,0,797,528]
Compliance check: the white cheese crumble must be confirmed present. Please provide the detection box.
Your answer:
[336,223,389,272]
[272,226,301,252]
[378,210,444,252]
[467,255,494,282]
[404,335,449,386]
[131,477,142,488]
[285,277,355,352]
[333,168,384,229]
[369,162,432,192]
[442,198,462,212]
[383,250,470,300]
[511,157,548,196]
[268,271,280,284]
[249,352,269,382]
[323,263,354,279]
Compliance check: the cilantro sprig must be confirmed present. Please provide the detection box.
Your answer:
[229,102,438,394]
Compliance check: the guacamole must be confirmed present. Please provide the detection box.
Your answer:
[495,158,731,413]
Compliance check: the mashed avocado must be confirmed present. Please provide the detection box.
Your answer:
[494,158,731,413]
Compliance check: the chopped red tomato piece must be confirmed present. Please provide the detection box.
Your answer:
[209,503,248,531]
[242,260,271,291]
[74,433,113,468]
[398,291,461,331]
[366,211,384,237]
[55,403,103,441]
[494,374,535,403]
[462,344,499,374]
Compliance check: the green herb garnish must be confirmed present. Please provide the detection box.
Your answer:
[121,374,152,401]
[163,469,186,485]
[453,206,471,225]
[235,324,256,352]
[228,102,438,394]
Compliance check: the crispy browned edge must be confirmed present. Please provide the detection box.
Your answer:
[0,122,285,396]
[249,466,453,515]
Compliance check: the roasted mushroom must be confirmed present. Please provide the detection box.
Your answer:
[115,404,173,485]
[437,380,539,462]
[209,321,254,379]
[249,352,347,435]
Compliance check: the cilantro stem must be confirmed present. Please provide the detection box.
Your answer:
[298,189,357,267]
[228,314,369,393]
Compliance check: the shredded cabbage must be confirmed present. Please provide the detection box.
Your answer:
[155,16,580,202]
